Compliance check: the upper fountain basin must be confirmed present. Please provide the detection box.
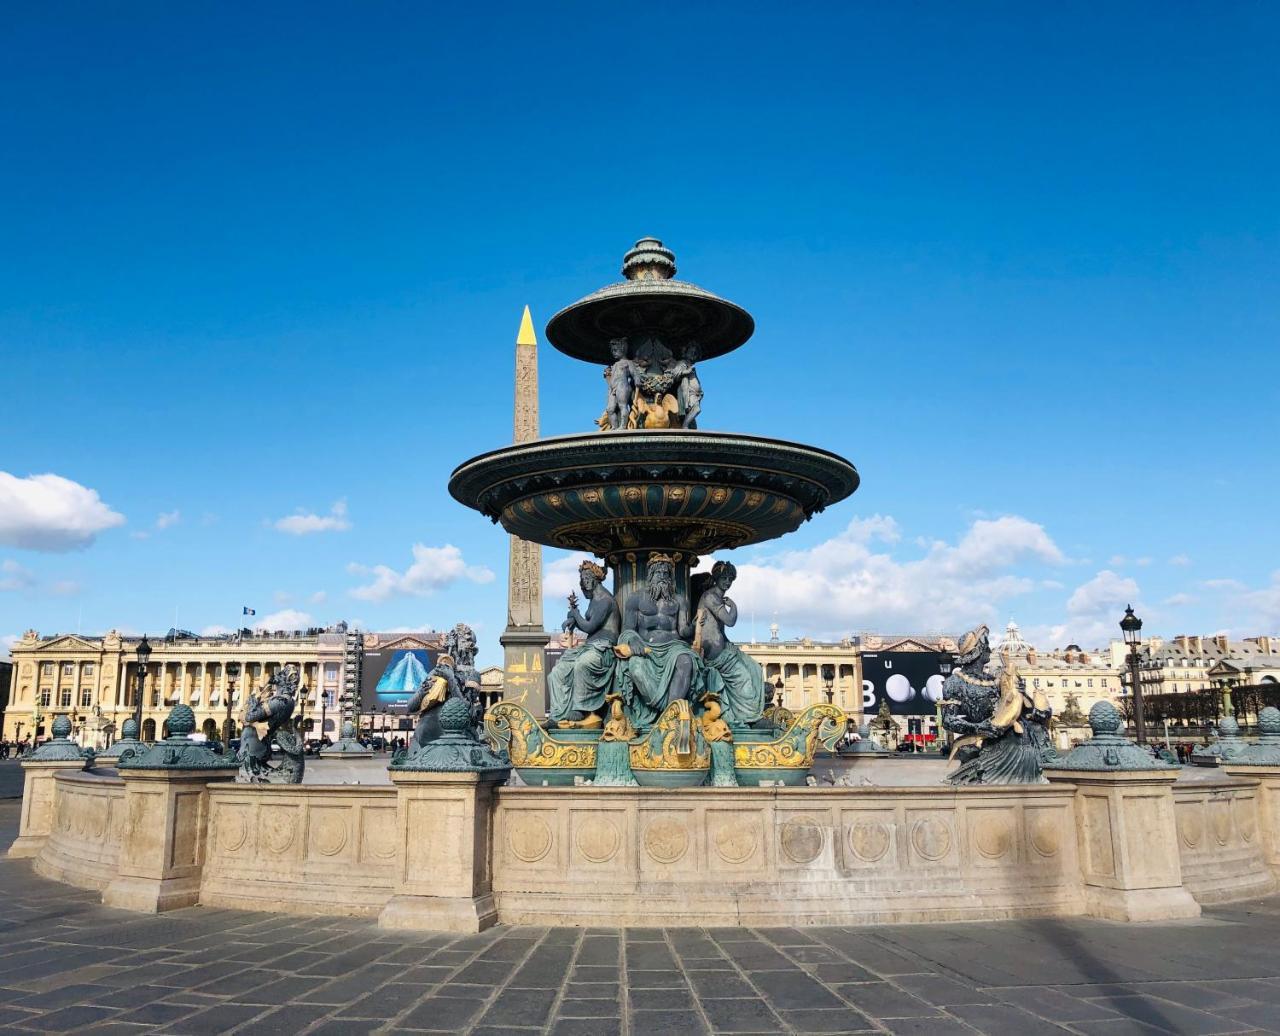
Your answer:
[448,429,858,556]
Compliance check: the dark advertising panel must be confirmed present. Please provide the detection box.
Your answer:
[861,650,946,717]
[360,645,438,718]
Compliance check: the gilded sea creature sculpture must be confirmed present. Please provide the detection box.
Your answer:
[629,699,710,787]
[484,700,598,786]
[733,703,848,786]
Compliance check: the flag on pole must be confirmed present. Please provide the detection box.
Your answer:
[243,606,256,616]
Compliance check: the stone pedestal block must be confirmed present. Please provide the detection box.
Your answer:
[1044,768,1200,922]
[1226,764,1280,876]
[379,770,503,933]
[8,758,89,858]
[102,768,236,913]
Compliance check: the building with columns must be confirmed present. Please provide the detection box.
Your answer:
[741,627,864,719]
[4,626,368,747]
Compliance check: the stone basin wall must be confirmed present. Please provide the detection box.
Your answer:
[200,785,399,916]
[1173,776,1277,904]
[13,763,1280,930]
[34,770,126,891]
[492,785,1085,926]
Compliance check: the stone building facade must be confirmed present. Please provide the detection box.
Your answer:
[4,627,371,747]
[742,628,864,719]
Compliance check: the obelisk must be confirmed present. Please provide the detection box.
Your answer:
[499,306,548,713]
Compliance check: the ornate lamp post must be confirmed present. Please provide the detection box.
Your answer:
[936,650,955,751]
[133,635,151,740]
[821,663,836,705]
[1120,605,1146,743]
[224,662,240,743]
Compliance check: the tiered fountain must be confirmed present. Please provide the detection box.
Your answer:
[450,238,859,786]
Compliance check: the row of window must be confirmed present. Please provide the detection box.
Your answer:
[1032,678,1111,689]
[38,661,340,678]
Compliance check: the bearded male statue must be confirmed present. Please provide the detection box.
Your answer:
[546,560,621,728]
[614,553,715,727]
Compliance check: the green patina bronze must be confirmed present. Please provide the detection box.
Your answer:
[390,695,511,778]
[1049,702,1178,772]
[28,715,93,764]
[1225,706,1280,766]
[95,717,145,765]
[117,704,237,772]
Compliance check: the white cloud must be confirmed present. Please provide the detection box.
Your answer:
[348,543,494,603]
[273,499,351,535]
[0,472,125,551]
[251,609,313,631]
[308,590,327,605]
[1164,592,1196,607]
[684,514,1063,640]
[273,590,293,606]
[155,510,180,530]
[0,560,34,592]
[48,580,81,597]
[1052,569,1142,646]
[1235,571,1280,631]
[200,624,235,636]
[1135,557,1152,567]
[1204,578,1247,592]
[1108,554,1128,567]
[1169,554,1192,567]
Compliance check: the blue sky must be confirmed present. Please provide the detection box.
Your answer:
[2,3,1277,663]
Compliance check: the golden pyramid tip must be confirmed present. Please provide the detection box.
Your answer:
[516,305,537,346]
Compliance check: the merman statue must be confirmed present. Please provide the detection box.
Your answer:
[237,664,304,784]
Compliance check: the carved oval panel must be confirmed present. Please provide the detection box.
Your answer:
[974,814,1013,860]
[362,812,396,860]
[312,814,349,857]
[1234,797,1257,843]
[714,816,762,865]
[1029,814,1061,858]
[262,810,297,855]
[780,816,823,865]
[1177,806,1203,849]
[911,817,952,862]
[643,817,690,864]
[848,820,891,863]
[507,814,553,864]
[90,799,108,840]
[218,810,249,853]
[575,818,621,864]
[1211,802,1232,846]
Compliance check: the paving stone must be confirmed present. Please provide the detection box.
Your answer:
[399,994,487,1030]
[551,1019,623,1036]
[750,969,847,1010]
[690,971,759,998]
[833,981,945,1019]
[948,1001,1076,1033]
[893,972,999,1005]
[699,996,788,1033]
[628,968,690,988]
[779,1006,880,1032]
[631,986,695,1010]
[631,1008,711,1035]
[479,988,558,1027]
[557,996,622,1017]
[109,1001,197,1026]
[16,1004,121,1031]
[1090,994,1248,1034]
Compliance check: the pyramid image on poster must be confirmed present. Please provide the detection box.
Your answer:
[375,650,430,696]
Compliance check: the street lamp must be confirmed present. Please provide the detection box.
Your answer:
[133,635,152,740]
[224,662,240,743]
[773,676,785,711]
[936,650,955,751]
[820,664,836,705]
[1120,605,1146,743]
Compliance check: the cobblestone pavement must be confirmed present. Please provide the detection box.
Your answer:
[1,801,1279,1035]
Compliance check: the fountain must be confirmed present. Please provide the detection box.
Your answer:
[450,238,859,786]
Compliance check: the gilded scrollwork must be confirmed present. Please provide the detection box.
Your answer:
[484,701,598,770]
[629,699,710,772]
[734,704,847,772]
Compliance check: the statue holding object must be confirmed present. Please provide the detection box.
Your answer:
[596,335,706,431]
[942,624,1055,785]
[237,663,305,784]
[547,560,620,728]
[598,337,639,430]
[692,560,764,725]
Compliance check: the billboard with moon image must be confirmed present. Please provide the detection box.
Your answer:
[861,650,947,716]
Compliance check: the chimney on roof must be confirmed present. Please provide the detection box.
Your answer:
[1190,635,1202,653]
[1259,636,1273,655]
[1175,635,1190,653]
[1027,648,1037,665]
[1214,634,1229,653]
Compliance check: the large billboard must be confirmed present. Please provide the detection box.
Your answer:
[359,636,441,720]
[861,650,947,717]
